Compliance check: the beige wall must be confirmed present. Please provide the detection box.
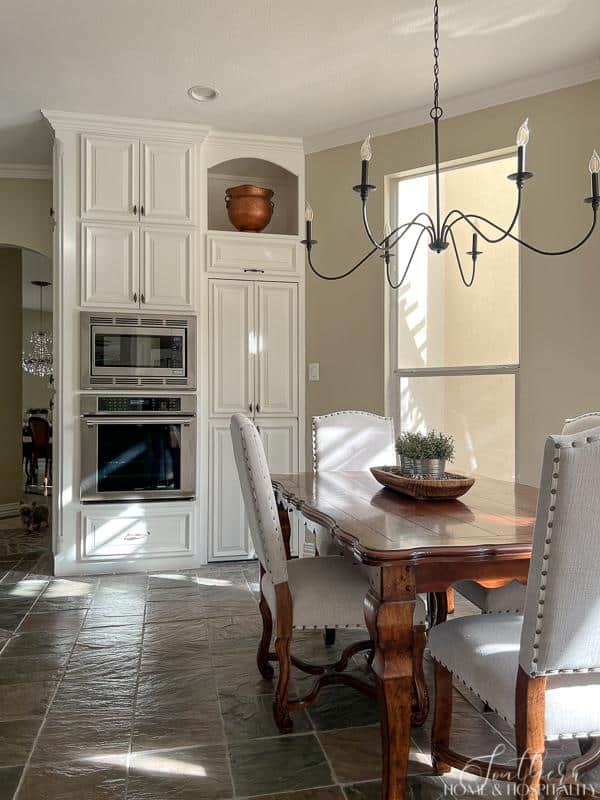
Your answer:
[306,79,600,486]
[0,248,23,505]
[0,178,53,257]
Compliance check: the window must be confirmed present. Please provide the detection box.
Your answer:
[387,152,519,481]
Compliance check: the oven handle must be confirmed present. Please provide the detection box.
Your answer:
[83,416,195,426]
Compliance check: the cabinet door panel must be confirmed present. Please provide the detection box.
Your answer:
[81,222,139,307]
[141,227,194,309]
[82,507,193,560]
[256,282,298,416]
[81,135,138,220]
[210,280,254,416]
[141,141,193,224]
[209,421,252,561]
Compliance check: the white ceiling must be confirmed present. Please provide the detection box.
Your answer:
[0,0,599,161]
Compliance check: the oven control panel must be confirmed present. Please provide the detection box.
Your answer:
[98,397,181,413]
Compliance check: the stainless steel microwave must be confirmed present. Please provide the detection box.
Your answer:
[81,313,196,390]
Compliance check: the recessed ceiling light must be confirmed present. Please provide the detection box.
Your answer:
[187,85,220,102]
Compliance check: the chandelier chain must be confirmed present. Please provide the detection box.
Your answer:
[431,0,442,119]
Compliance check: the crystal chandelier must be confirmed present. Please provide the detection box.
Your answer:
[302,0,599,288]
[22,280,53,378]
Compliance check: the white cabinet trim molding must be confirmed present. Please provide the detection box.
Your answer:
[0,163,52,180]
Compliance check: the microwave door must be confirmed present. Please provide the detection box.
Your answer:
[91,326,186,378]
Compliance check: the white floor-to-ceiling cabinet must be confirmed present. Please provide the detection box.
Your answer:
[207,279,300,560]
[44,111,305,575]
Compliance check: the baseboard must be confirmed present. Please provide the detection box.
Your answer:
[0,502,21,519]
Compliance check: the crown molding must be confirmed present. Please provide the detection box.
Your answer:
[206,129,304,153]
[304,59,600,154]
[41,109,211,142]
[0,163,52,180]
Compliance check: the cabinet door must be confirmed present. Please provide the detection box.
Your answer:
[209,280,254,416]
[258,418,299,556]
[256,282,298,416]
[141,226,194,309]
[81,222,139,307]
[81,135,139,221]
[208,420,252,561]
[140,141,193,224]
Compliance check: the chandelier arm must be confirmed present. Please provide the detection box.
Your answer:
[444,206,597,256]
[447,228,477,287]
[442,187,523,244]
[306,243,379,281]
[386,227,429,289]
[361,204,434,251]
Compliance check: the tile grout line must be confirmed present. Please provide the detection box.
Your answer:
[9,576,97,800]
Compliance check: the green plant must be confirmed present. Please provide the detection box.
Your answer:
[395,430,455,461]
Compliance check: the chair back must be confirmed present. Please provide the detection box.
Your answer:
[520,426,600,676]
[230,413,288,585]
[312,410,396,471]
[562,412,600,435]
[29,416,50,451]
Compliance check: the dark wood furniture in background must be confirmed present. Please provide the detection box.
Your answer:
[28,416,52,485]
[272,471,537,800]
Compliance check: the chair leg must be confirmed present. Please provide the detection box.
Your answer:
[257,594,274,680]
[411,624,429,727]
[273,583,294,733]
[431,660,453,774]
[324,627,336,646]
[515,667,546,800]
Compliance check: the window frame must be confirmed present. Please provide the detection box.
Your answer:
[384,147,522,482]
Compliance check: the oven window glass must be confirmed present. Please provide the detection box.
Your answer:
[94,333,184,370]
[97,424,182,492]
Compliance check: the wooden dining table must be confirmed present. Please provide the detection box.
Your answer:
[271,470,538,800]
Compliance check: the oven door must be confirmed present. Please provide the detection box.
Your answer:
[81,416,196,502]
[91,325,187,379]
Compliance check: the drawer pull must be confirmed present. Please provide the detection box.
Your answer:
[243,268,265,273]
[124,531,150,541]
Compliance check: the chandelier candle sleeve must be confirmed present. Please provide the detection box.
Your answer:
[304,202,314,247]
[590,150,600,200]
[360,134,372,186]
[516,119,530,174]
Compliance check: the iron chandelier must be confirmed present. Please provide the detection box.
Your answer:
[302,0,600,288]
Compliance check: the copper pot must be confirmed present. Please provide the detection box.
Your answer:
[225,184,274,233]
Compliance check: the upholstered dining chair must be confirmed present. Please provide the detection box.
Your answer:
[310,411,396,557]
[230,413,429,730]
[429,426,600,800]
[453,410,600,617]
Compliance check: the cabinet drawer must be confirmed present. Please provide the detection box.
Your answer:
[81,507,193,561]
[207,232,300,276]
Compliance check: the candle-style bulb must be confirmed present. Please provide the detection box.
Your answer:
[383,221,391,238]
[516,118,530,148]
[305,202,314,222]
[589,150,600,175]
[360,134,373,162]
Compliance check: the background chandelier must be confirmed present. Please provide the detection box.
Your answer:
[302,0,599,289]
[22,280,53,379]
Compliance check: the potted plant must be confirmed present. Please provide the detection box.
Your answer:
[395,430,455,479]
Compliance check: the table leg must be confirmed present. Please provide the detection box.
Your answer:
[364,565,416,800]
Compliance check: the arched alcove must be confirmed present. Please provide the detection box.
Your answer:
[208,158,299,235]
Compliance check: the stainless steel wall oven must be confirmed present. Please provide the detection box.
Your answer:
[81,313,197,390]
[80,395,196,502]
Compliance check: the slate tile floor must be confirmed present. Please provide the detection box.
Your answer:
[0,555,597,799]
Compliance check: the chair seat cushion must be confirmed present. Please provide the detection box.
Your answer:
[428,614,600,740]
[262,556,427,630]
[454,579,526,613]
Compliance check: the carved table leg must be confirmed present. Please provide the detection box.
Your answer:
[277,501,292,560]
[364,565,416,800]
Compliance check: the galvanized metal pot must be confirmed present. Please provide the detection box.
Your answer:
[400,457,446,479]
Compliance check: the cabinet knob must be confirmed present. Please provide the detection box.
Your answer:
[133,204,138,216]
[243,268,265,274]
[124,531,150,541]
[248,403,253,413]
[140,293,145,304]
[140,205,145,216]
[256,402,261,414]
[133,292,138,303]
